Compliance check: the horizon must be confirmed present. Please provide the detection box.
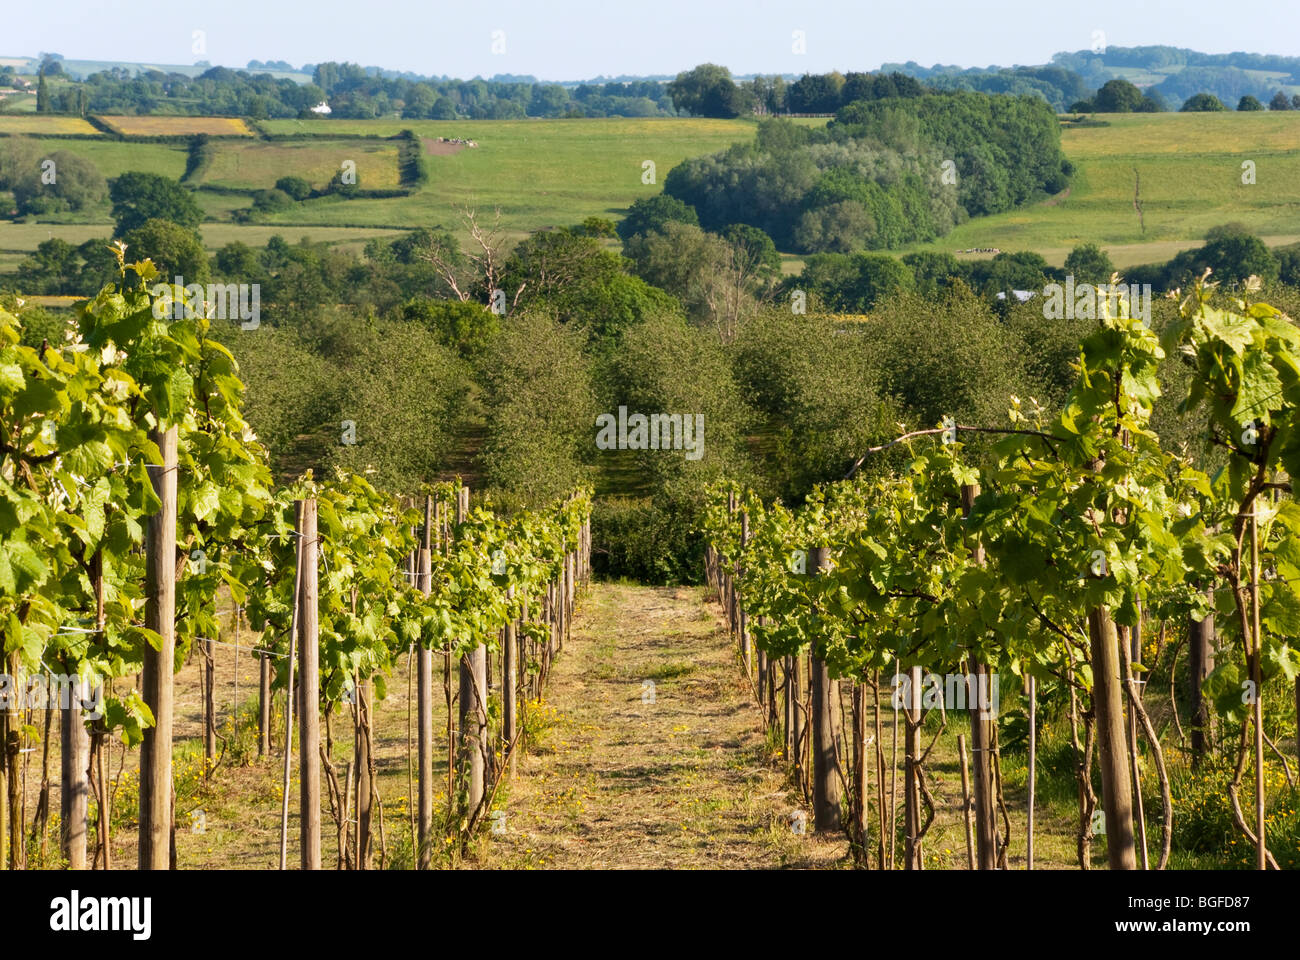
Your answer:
[4,0,1299,82]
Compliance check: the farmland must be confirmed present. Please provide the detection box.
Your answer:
[200,139,402,190]
[95,114,256,137]
[900,111,1300,266]
[1,112,1298,273]
[0,114,98,135]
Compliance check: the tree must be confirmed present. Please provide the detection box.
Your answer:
[1269,91,1293,111]
[1093,78,1144,113]
[576,217,617,238]
[397,297,500,361]
[624,221,765,339]
[902,251,966,296]
[617,194,699,242]
[797,251,913,312]
[722,224,781,285]
[110,172,203,236]
[1064,242,1115,284]
[1237,95,1265,111]
[36,68,50,113]
[478,309,595,504]
[15,238,79,293]
[788,72,846,113]
[275,176,312,201]
[430,96,458,120]
[1181,92,1227,112]
[252,188,294,213]
[527,84,569,117]
[11,150,106,216]
[1200,224,1279,284]
[971,250,1052,297]
[1137,91,1167,112]
[668,64,745,118]
[121,219,210,282]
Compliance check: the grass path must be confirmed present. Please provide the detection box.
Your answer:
[487,583,846,869]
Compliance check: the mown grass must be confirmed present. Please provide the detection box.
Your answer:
[198,139,401,191]
[253,116,767,238]
[899,111,1300,267]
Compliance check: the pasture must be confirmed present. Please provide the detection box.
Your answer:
[3,111,1300,271]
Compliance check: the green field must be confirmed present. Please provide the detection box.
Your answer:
[200,139,402,191]
[898,112,1300,267]
[254,116,770,238]
[6,137,190,178]
[3,111,1300,273]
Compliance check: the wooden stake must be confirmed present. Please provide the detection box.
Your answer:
[1027,674,1036,870]
[904,665,921,869]
[417,496,433,869]
[1088,605,1137,869]
[960,484,997,870]
[504,586,517,781]
[1250,507,1266,871]
[297,499,321,870]
[139,424,177,871]
[958,733,975,869]
[59,684,88,869]
[456,487,488,823]
[1189,604,1214,767]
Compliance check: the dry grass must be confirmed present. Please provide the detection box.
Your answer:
[95,116,254,137]
[484,583,847,869]
[0,115,100,135]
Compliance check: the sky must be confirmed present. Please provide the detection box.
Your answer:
[5,0,1300,81]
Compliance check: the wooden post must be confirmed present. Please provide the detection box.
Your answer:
[787,655,799,774]
[1088,604,1137,869]
[1250,507,1266,871]
[1189,604,1215,766]
[808,546,842,832]
[417,496,433,869]
[353,675,373,869]
[59,687,88,869]
[853,682,868,864]
[739,511,751,677]
[1027,673,1036,870]
[456,487,487,822]
[276,511,305,870]
[958,733,975,869]
[1127,621,1149,870]
[904,664,921,869]
[297,498,321,871]
[258,649,272,756]
[960,484,997,870]
[203,637,216,773]
[139,424,177,871]
[504,586,517,781]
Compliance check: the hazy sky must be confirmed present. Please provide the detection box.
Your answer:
[6,0,1299,80]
